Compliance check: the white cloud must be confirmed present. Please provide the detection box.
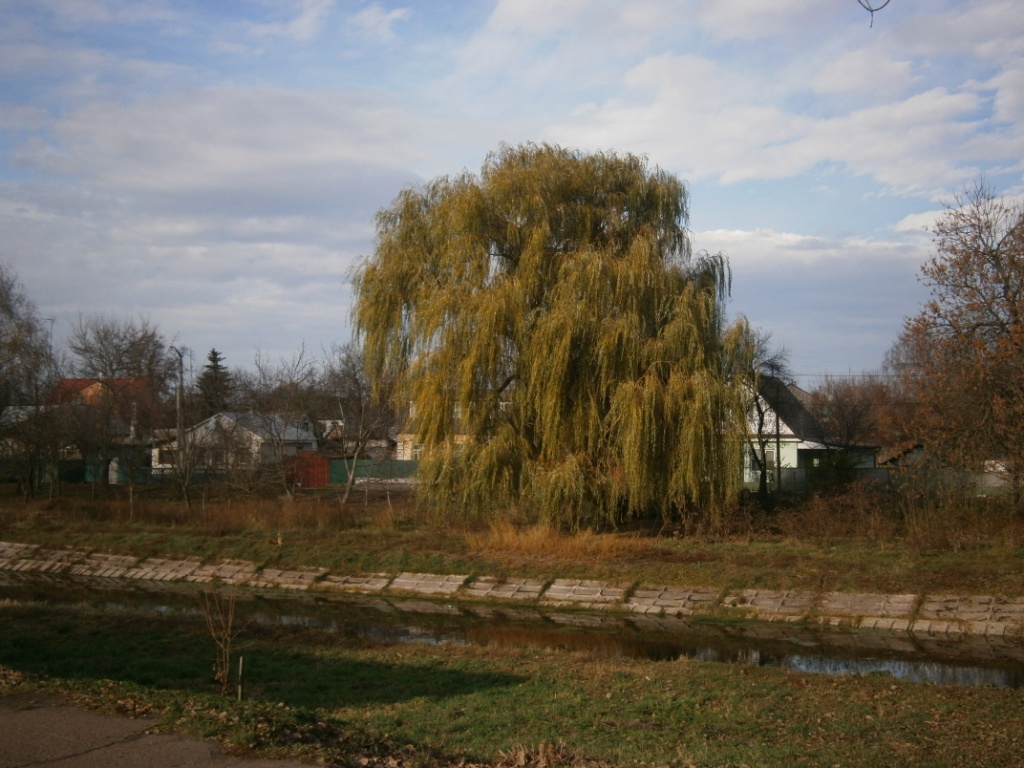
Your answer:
[694,227,926,269]
[25,88,421,205]
[247,0,335,42]
[348,4,411,42]
[696,226,932,374]
[0,81,434,366]
[988,66,1024,125]
[811,49,919,99]
[774,88,985,193]
[695,0,836,42]
[893,210,941,235]
[1,0,1020,375]
[27,0,179,27]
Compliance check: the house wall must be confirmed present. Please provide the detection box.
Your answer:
[396,434,421,461]
[742,440,801,487]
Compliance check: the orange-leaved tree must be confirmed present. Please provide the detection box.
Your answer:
[887,181,1024,496]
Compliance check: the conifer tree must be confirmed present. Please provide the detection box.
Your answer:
[197,348,232,418]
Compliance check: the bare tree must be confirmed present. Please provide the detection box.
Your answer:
[65,314,174,499]
[321,341,395,505]
[744,331,792,499]
[805,375,889,488]
[0,264,65,497]
[0,263,51,410]
[810,376,887,451]
[68,313,174,385]
[235,344,319,499]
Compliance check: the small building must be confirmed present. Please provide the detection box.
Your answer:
[152,412,317,473]
[744,376,878,492]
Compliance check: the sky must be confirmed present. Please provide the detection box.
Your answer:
[1,0,1022,385]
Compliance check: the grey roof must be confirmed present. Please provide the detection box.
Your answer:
[200,412,317,444]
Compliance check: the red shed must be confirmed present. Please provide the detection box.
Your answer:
[287,451,329,488]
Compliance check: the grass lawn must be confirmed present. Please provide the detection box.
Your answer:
[2,487,1024,765]
[2,598,1022,767]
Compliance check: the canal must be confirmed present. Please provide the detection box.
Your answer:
[3,571,1023,688]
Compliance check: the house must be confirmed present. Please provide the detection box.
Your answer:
[318,419,395,460]
[48,377,158,410]
[393,401,471,461]
[744,376,878,491]
[152,412,317,473]
[40,378,165,485]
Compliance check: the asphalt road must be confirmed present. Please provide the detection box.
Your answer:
[0,694,310,768]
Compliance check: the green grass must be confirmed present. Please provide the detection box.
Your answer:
[2,598,1023,767]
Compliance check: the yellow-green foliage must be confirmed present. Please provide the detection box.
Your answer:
[354,143,752,528]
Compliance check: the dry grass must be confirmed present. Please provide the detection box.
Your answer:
[465,519,647,563]
[2,482,1024,595]
[767,482,1024,553]
[770,484,902,542]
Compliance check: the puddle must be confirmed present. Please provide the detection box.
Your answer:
[3,572,1024,688]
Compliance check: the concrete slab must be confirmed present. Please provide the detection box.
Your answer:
[248,567,327,590]
[1,540,1023,639]
[315,573,392,593]
[721,589,817,621]
[10,548,86,575]
[820,592,917,623]
[67,553,141,580]
[540,579,626,609]
[0,541,38,568]
[124,557,202,581]
[626,585,719,617]
[388,572,467,596]
[463,576,545,601]
[186,560,259,586]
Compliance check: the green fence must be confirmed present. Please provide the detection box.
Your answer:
[329,458,418,485]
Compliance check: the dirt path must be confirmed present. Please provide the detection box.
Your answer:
[0,693,310,768]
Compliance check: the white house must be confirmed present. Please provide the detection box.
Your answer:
[152,412,317,473]
[744,376,878,491]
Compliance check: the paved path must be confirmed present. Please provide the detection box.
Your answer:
[2,540,1023,639]
[0,693,309,768]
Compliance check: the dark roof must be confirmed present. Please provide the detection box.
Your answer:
[757,375,827,443]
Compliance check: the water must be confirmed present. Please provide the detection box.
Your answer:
[3,571,1024,688]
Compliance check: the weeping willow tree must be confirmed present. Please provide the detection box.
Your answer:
[354,143,753,528]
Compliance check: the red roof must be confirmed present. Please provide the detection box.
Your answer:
[48,377,153,405]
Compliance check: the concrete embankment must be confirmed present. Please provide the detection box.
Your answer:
[1,540,1022,640]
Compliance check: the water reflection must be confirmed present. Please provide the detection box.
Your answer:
[3,571,1024,688]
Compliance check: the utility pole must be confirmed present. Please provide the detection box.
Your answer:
[170,346,185,470]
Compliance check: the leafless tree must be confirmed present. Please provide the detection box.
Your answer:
[744,331,792,499]
[810,376,887,451]
[65,314,174,499]
[0,263,65,497]
[321,341,395,505]
[234,344,319,499]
